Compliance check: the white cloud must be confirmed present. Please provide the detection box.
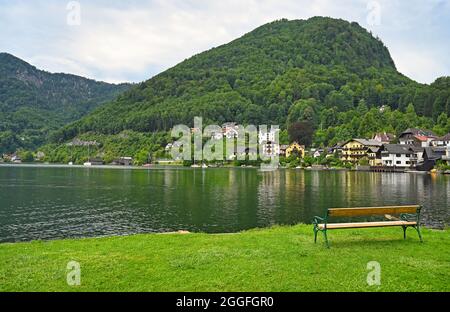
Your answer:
[0,0,448,84]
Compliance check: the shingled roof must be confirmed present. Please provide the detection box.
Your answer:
[347,139,383,147]
[382,144,415,154]
[423,147,447,160]
[400,128,436,138]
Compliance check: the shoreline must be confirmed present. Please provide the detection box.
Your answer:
[1,223,447,247]
[1,163,449,174]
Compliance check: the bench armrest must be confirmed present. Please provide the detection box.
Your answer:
[400,213,420,223]
[313,216,326,225]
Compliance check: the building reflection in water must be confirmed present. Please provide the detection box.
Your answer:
[1,167,448,243]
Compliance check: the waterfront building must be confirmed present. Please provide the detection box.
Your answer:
[381,144,418,168]
[285,142,305,158]
[372,132,396,144]
[399,128,436,147]
[431,133,450,147]
[341,139,382,163]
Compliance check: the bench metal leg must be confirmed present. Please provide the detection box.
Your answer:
[415,226,423,243]
[323,230,330,248]
[313,226,330,248]
[403,225,423,243]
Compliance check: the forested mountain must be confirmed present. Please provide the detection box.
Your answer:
[38,17,450,162]
[0,53,131,153]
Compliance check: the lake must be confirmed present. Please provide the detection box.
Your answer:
[0,165,449,243]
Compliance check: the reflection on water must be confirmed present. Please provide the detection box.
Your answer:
[0,166,448,243]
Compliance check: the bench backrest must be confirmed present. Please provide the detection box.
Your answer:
[327,205,421,217]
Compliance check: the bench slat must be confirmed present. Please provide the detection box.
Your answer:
[318,221,417,230]
[328,205,420,217]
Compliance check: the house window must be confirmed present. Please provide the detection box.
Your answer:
[396,161,401,165]
[396,154,401,157]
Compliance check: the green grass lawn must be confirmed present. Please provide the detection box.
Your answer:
[0,225,449,292]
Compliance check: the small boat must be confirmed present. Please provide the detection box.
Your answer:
[202,164,209,169]
[68,162,74,166]
[83,162,92,167]
[191,164,201,168]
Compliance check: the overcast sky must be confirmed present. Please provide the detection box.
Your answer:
[0,0,449,84]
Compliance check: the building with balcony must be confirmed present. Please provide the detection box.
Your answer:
[431,133,450,147]
[399,128,436,147]
[367,146,382,166]
[381,144,419,168]
[341,139,382,163]
[259,129,280,158]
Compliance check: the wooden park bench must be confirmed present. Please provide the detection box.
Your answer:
[313,205,423,248]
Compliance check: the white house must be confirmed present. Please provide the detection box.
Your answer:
[381,144,418,168]
[398,128,436,147]
[412,146,425,164]
[259,129,279,144]
[431,133,450,147]
[209,123,240,140]
[212,132,224,140]
[224,127,239,139]
[11,155,22,163]
[372,132,395,144]
[165,143,173,151]
[165,141,183,152]
[259,129,280,157]
[313,149,324,158]
[260,141,280,157]
[443,143,450,165]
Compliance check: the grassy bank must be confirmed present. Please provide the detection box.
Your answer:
[0,225,449,292]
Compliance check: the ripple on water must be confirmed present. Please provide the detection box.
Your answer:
[0,167,449,242]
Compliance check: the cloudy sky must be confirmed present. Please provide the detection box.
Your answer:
[0,0,449,84]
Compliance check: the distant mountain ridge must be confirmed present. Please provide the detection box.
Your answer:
[0,53,131,152]
[54,16,449,143]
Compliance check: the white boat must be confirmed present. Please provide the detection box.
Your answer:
[191,164,201,168]
[68,162,74,166]
[202,164,209,169]
[83,162,92,167]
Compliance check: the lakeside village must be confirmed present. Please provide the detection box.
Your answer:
[2,124,450,173]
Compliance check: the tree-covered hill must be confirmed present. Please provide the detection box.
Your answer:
[42,17,450,162]
[0,53,131,153]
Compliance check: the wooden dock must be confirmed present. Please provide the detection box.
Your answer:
[370,166,406,173]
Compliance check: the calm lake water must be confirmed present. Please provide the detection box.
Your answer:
[0,165,449,243]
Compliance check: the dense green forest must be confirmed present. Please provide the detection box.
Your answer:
[0,53,131,153]
[4,17,450,163]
